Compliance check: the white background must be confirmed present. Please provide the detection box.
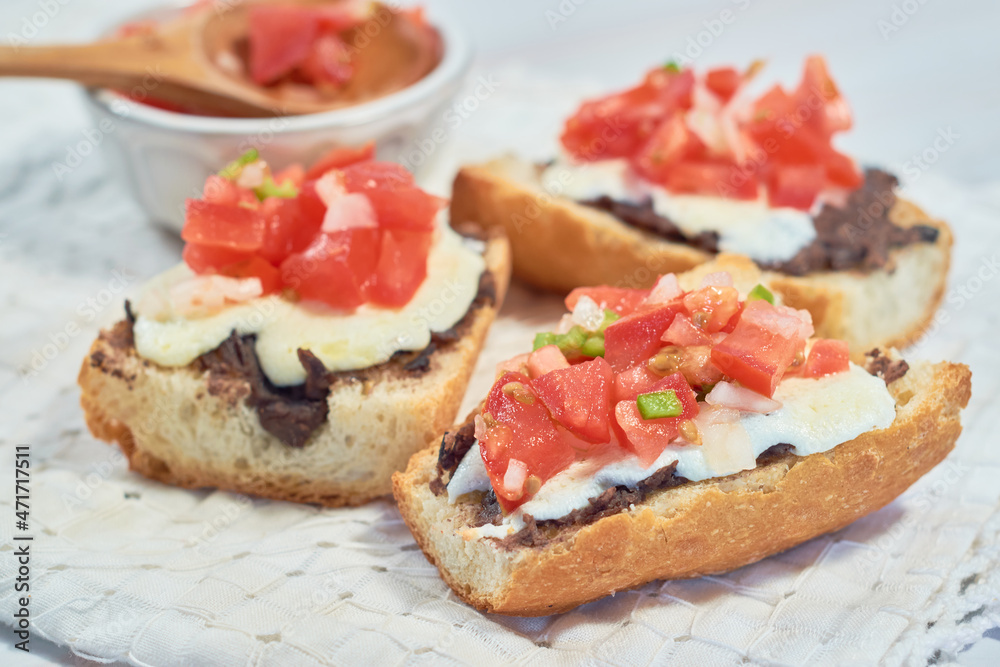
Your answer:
[0,0,997,664]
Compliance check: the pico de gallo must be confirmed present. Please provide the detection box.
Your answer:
[560,56,861,210]
[175,142,445,314]
[476,273,851,514]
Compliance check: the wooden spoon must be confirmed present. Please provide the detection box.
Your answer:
[0,1,442,118]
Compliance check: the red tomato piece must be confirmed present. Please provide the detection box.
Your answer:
[342,161,414,192]
[801,339,850,378]
[248,6,321,85]
[683,286,740,334]
[632,115,706,186]
[705,67,741,104]
[710,300,810,397]
[304,143,375,180]
[532,357,614,443]
[767,165,825,210]
[369,229,431,307]
[202,175,256,206]
[258,197,319,266]
[272,164,306,189]
[614,372,698,466]
[300,33,353,87]
[823,148,863,189]
[664,161,758,200]
[561,69,694,162]
[565,286,649,316]
[526,345,570,379]
[279,229,379,310]
[480,372,578,513]
[795,55,852,138]
[603,302,683,373]
[612,364,662,403]
[363,187,445,231]
[219,256,282,294]
[182,243,252,274]
[182,200,265,251]
[661,313,711,347]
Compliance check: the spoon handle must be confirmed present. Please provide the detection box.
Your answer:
[0,42,167,90]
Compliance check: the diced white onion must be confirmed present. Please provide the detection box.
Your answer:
[706,381,782,413]
[571,295,604,331]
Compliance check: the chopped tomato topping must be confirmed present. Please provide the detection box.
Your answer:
[683,286,740,334]
[801,339,850,378]
[614,373,699,466]
[710,300,811,397]
[603,302,683,373]
[705,67,741,104]
[480,372,577,513]
[533,357,614,443]
[182,149,437,313]
[560,56,861,210]
[526,345,570,379]
[565,286,649,316]
[248,6,321,85]
[181,201,265,251]
[370,230,432,308]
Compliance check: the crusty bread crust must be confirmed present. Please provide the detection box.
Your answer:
[79,231,511,507]
[393,360,971,616]
[451,156,952,354]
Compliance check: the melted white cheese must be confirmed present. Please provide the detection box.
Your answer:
[133,224,486,386]
[451,364,895,539]
[541,157,817,264]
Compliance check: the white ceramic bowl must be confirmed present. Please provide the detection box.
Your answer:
[83,2,473,232]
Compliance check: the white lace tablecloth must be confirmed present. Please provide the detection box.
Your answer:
[1,66,999,666]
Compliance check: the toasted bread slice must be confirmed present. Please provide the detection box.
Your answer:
[78,231,511,507]
[393,359,971,616]
[451,156,952,354]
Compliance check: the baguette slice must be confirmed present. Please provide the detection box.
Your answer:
[451,156,952,354]
[78,230,511,507]
[393,358,971,616]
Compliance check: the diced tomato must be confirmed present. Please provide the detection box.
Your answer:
[202,175,256,206]
[710,300,810,397]
[767,165,825,210]
[480,372,577,513]
[565,286,649,316]
[300,34,353,87]
[342,161,414,192]
[614,372,698,466]
[795,55,852,138]
[182,243,252,274]
[304,143,376,180]
[662,313,711,346]
[603,302,683,373]
[496,353,530,378]
[683,286,740,334]
[182,200,265,251]
[316,4,367,32]
[279,229,379,310]
[663,161,758,200]
[532,357,614,443]
[632,115,706,186]
[219,256,282,294]
[526,345,570,379]
[613,364,662,403]
[258,197,318,265]
[248,6,321,85]
[705,67,741,104]
[561,69,694,162]
[801,339,850,378]
[363,187,445,231]
[369,229,431,308]
[674,345,724,388]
